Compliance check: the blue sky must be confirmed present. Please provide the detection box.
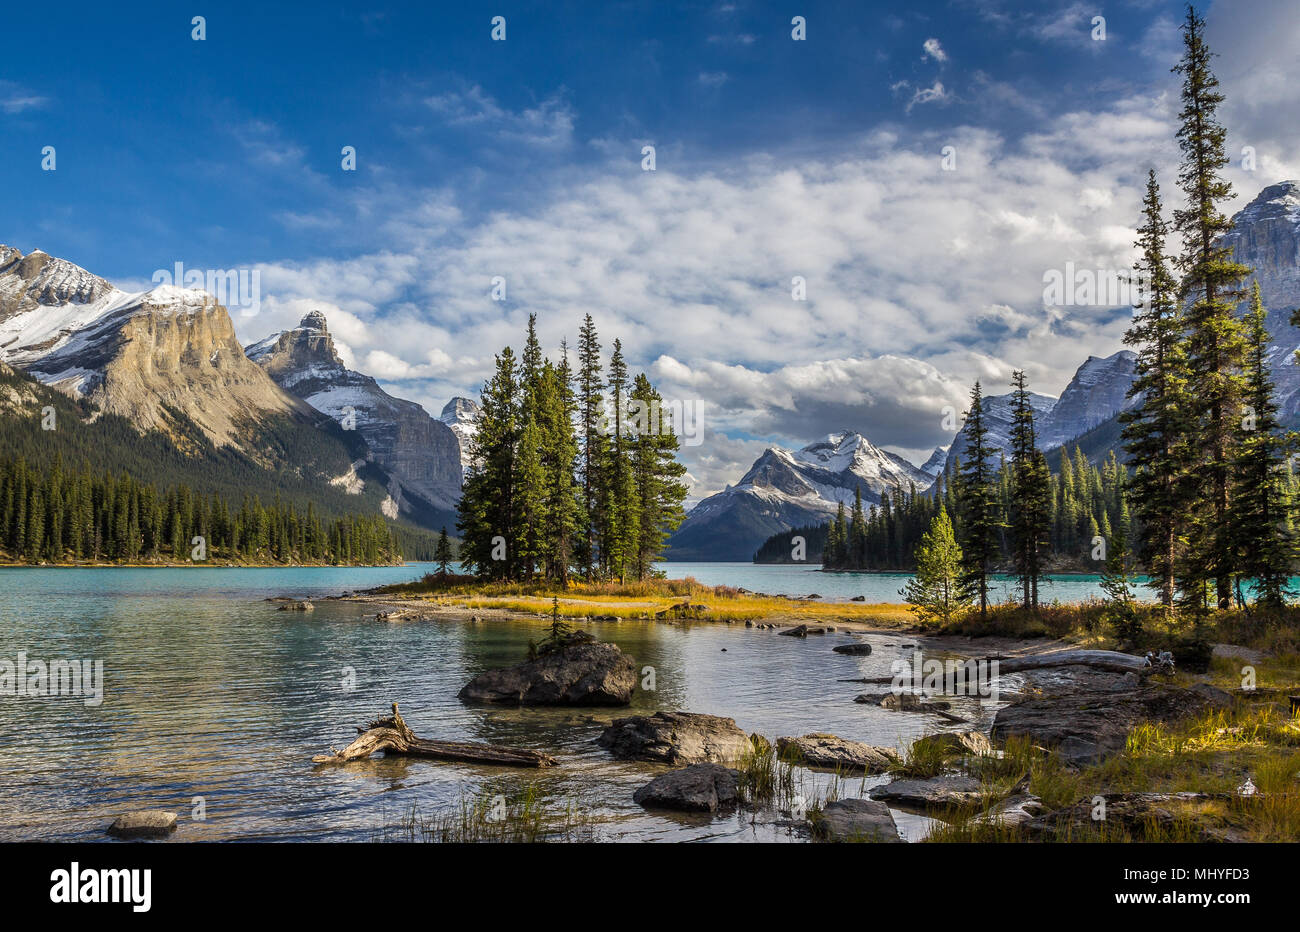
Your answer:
[4,0,1298,496]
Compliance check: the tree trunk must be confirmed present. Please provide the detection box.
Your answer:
[313,703,557,768]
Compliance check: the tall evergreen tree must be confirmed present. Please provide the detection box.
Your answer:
[1008,371,1052,610]
[628,373,688,578]
[1232,282,1293,609]
[457,349,520,579]
[1122,169,1193,610]
[1173,3,1252,609]
[956,381,999,619]
[575,314,606,578]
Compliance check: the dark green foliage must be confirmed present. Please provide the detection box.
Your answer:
[0,454,400,565]
[752,523,828,563]
[456,317,688,583]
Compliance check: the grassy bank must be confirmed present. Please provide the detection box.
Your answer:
[368,572,915,626]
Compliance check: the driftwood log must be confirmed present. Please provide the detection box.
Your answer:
[982,649,1149,675]
[312,702,557,768]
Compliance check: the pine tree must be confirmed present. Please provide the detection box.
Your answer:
[628,373,688,578]
[537,360,582,583]
[1173,4,1252,610]
[1122,170,1192,610]
[956,381,999,619]
[603,339,638,581]
[1232,282,1293,609]
[576,315,606,578]
[457,349,521,579]
[1008,371,1052,610]
[1100,524,1142,645]
[434,527,453,575]
[900,504,970,628]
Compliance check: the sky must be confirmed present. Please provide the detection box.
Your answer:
[3,0,1299,502]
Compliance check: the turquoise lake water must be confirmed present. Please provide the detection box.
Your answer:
[0,561,1108,842]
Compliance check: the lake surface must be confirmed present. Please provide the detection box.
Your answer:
[0,562,1040,843]
[659,561,1152,603]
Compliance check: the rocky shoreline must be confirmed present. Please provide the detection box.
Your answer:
[281,592,1266,843]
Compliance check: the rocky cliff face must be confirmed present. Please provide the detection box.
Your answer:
[439,396,480,475]
[0,246,310,457]
[1221,180,1300,422]
[668,431,933,561]
[1038,351,1138,449]
[941,390,1056,476]
[247,312,463,515]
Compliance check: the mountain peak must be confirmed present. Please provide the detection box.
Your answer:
[299,309,330,332]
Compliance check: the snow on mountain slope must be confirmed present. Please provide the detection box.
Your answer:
[667,431,933,561]
[248,311,462,517]
[438,397,480,475]
[0,245,310,452]
[1038,350,1138,450]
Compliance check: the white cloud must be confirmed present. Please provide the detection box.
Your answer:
[425,85,575,150]
[922,38,948,62]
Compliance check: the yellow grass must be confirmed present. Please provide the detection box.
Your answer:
[371,574,915,626]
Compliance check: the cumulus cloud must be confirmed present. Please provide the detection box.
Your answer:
[223,0,1297,498]
[922,38,948,62]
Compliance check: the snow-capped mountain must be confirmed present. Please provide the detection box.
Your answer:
[247,311,462,521]
[438,397,480,475]
[919,445,949,477]
[1221,180,1300,422]
[1038,351,1138,449]
[0,245,310,454]
[941,390,1056,476]
[667,431,934,561]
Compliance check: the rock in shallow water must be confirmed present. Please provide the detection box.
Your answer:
[776,733,899,773]
[107,810,177,839]
[598,711,753,763]
[633,763,740,812]
[814,798,902,843]
[458,640,636,706]
[870,775,984,808]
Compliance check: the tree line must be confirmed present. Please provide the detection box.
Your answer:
[457,314,689,583]
[906,6,1298,627]
[0,454,401,565]
[766,441,1134,576]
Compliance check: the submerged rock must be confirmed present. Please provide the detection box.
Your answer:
[832,641,872,655]
[107,810,177,839]
[814,798,902,843]
[776,733,899,773]
[278,601,314,612]
[597,711,752,764]
[633,763,740,812]
[870,775,984,808]
[458,638,636,706]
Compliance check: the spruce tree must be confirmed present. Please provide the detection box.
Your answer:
[1008,371,1052,610]
[456,349,521,579]
[1122,169,1193,610]
[956,381,999,619]
[628,373,688,578]
[1173,4,1252,609]
[900,504,970,628]
[1231,282,1293,609]
[434,527,453,575]
[576,315,606,578]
